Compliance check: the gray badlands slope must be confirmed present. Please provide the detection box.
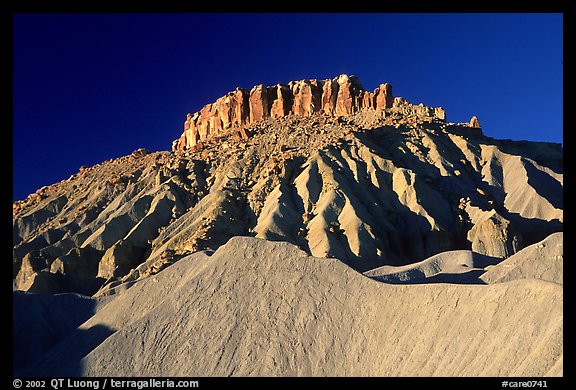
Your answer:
[15,237,562,376]
[13,75,563,376]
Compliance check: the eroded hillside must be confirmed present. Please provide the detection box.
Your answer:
[13,76,563,297]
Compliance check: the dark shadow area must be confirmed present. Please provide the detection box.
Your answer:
[373,269,488,285]
[28,324,116,377]
[482,137,563,174]
[13,291,115,377]
[523,159,563,209]
[501,211,563,249]
[420,270,488,285]
[13,292,94,375]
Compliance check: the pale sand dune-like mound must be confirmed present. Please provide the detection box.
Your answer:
[25,237,562,377]
[363,250,500,284]
[480,232,563,285]
[363,232,563,285]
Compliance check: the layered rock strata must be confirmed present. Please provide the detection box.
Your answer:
[173,74,445,151]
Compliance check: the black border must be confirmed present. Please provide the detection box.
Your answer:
[7,377,572,386]
[6,0,568,13]
[561,4,573,389]
[6,1,571,387]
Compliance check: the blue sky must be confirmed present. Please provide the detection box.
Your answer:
[13,13,563,201]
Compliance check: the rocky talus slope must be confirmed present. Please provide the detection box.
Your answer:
[13,96,562,295]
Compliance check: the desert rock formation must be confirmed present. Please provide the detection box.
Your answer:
[13,74,563,377]
[13,76,563,296]
[172,75,433,151]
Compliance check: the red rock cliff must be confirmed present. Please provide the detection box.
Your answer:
[172,74,443,151]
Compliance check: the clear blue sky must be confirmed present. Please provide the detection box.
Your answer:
[13,13,563,201]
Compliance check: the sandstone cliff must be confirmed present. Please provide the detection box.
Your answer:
[172,74,445,151]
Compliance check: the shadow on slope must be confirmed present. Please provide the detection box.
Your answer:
[523,159,563,210]
[502,213,563,249]
[364,251,502,285]
[487,138,563,174]
[13,292,96,375]
[12,292,115,377]
[31,325,116,377]
[380,269,489,285]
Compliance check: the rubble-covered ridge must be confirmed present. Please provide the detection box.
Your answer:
[172,74,449,151]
